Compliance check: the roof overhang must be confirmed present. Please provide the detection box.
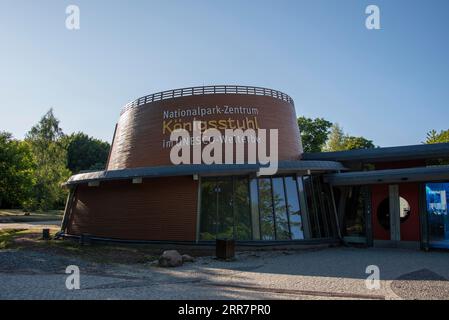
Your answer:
[325,165,449,186]
[65,160,347,186]
[303,143,449,163]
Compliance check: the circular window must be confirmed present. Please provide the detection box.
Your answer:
[399,197,411,222]
[377,197,411,230]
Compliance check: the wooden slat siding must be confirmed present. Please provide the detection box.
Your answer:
[107,94,302,170]
[66,176,198,241]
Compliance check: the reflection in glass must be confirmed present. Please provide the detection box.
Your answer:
[313,177,330,237]
[343,186,366,237]
[199,178,218,240]
[199,177,251,241]
[272,178,290,240]
[234,177,252,240]
[250,178,260,240]
[200,175,310,242]
[258,178,275,240]
[216,178,234,239]
[285,176,304,240]
[303,176,321,238]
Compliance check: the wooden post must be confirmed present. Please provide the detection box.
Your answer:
[42,229,50,240]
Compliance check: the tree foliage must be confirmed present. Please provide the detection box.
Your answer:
[0,132,35,208]
[324,123,345,151]
[324,123,375,152]
[342,136,375,150]
[25,109,71,211]
[425,129,449,144]
[0,109,111,211]
[297,117,332,153]
[62,132,110,174]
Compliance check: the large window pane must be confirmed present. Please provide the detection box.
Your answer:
[426,182,449,248]
[234,177,252,240]
[272,178,290,240]
[303,176,321,238]
[216,178,234,239]
[258,178,275,240]
[285,176,304,240]
[343,186,366,237]
[250,178,261,240]
[200,175,310,242]
[199,178,218,240]
[313,177,330,237]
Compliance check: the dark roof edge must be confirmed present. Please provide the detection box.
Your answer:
[303,143,449,163]
[65,160,346,186]
[325,165,449,186]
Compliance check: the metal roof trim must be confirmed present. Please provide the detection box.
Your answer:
[303,143,449,163]
[65,160,347,186]
[324,165,449,186]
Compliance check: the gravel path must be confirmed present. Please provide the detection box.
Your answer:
[1,247,448,300]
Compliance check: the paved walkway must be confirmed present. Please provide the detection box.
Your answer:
[1,247,448,299]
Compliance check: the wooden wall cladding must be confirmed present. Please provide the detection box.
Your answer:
[66,176,198,241]
[107,94,302,170]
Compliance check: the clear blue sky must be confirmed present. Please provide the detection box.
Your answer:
[1,0,448,147]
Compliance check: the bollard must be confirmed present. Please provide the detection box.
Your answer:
[42,228,51,240]
[216,238,235,260]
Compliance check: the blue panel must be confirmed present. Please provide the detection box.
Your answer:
[426,182,449,248]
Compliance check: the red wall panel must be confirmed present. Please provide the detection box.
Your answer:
[399,183,421,241]
[371,184,390,240]
[371,183,421,242]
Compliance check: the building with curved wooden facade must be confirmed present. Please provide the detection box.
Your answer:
[61,85,449,250]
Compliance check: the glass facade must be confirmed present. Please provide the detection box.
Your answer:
[199,174,334,241]
[342,186,366,237]
[426,182,449,249]
[302,175,337,239]
[198,175,449,246]
[258,178,276,240]
[199,177,251,240]
[285,176,304,240]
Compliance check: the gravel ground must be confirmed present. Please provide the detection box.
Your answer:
[1,247,448,300]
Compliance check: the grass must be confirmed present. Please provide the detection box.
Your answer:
[0,209,63,223]
[0,228,47,249]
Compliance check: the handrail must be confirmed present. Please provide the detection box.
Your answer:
[121,85,294,115]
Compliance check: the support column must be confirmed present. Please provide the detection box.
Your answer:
[418,183,429,250]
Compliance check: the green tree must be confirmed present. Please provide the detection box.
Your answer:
[425,129,449,144]
[25,109,70,211]
[0,132,35,208]
[62,132,110,174]
[297,117,333,153]
[325,124,375,151]
[342,136,375,150]
[324,123,345,151]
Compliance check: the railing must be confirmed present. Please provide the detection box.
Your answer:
[121,85,294,115]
